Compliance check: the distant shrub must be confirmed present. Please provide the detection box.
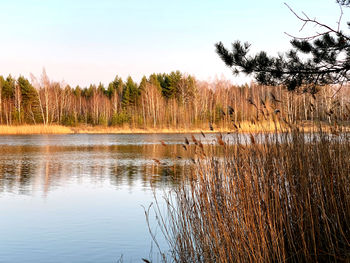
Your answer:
[98,115,108,126]
[61,115,76,126]
[110,111,130,126]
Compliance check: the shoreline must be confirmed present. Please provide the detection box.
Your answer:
[0,121,345,135]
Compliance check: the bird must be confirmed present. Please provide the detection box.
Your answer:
[209,123,214,131]
[274,109,281,114]
[182,144,187,151]
[200,130,206,138]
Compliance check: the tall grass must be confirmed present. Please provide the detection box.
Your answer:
[0,125,73,134]
[152,128,350,262]
[0,121,277,135]
[0,120,346,135]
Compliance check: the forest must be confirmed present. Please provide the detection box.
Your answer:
[0,69,349,129]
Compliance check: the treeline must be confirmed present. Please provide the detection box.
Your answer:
[0,69,350,128]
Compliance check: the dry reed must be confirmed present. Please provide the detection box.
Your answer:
[150,128,350,262]
[0,120,348,135]
[0,125,73,135]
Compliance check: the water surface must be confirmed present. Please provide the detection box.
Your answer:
[0,133,224,262]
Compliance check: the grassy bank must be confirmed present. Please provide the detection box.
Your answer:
[0,121,347,135]
[149,128,350,262]
[0,125,73,135]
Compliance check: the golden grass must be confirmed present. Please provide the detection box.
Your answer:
[0,125,73,135]
[148,128,350,262]
[0,123,277,135]
[0,120,348,135]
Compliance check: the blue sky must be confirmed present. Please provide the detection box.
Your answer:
[0,0,345,87]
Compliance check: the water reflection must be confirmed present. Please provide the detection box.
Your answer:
[0,133,237,262]
[0,132,296,196]
[0,132,255,197]
[0,143,193,196]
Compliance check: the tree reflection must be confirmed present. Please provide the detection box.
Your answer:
[0,143,194,195]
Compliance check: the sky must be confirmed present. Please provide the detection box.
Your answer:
[0,0,346,87]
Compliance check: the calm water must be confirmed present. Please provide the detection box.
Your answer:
[0,133,224,263]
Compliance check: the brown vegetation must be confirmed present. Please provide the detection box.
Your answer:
[0,121,282,135]
[149,128,350,262]
[0,125,72,135]
[0,120,342,135]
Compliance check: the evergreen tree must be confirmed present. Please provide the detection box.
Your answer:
[156,71,182,99]
[122,76,138,107]
[168,70,182,100]
[107,75,123,99]
[156,73,172,98]
[149,74,162,92]
[17,76,40,123]
[139,76,147,94]
[121,83,130,108]
[0,76,4,91]
[83,85,95,98]
[73,85,82,97]
[18,76,37,105]
[3,75,15,99]
[97,82,106,95]
[215,1,350,92]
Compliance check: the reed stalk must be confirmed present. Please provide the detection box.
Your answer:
[151,128,350,262]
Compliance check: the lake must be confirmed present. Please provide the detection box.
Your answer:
[0,133,224,262]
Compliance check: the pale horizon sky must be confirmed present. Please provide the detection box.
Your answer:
[0,0,346,87]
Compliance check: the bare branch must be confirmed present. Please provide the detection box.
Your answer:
[284,31,332,40]
[284,2,350,41]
